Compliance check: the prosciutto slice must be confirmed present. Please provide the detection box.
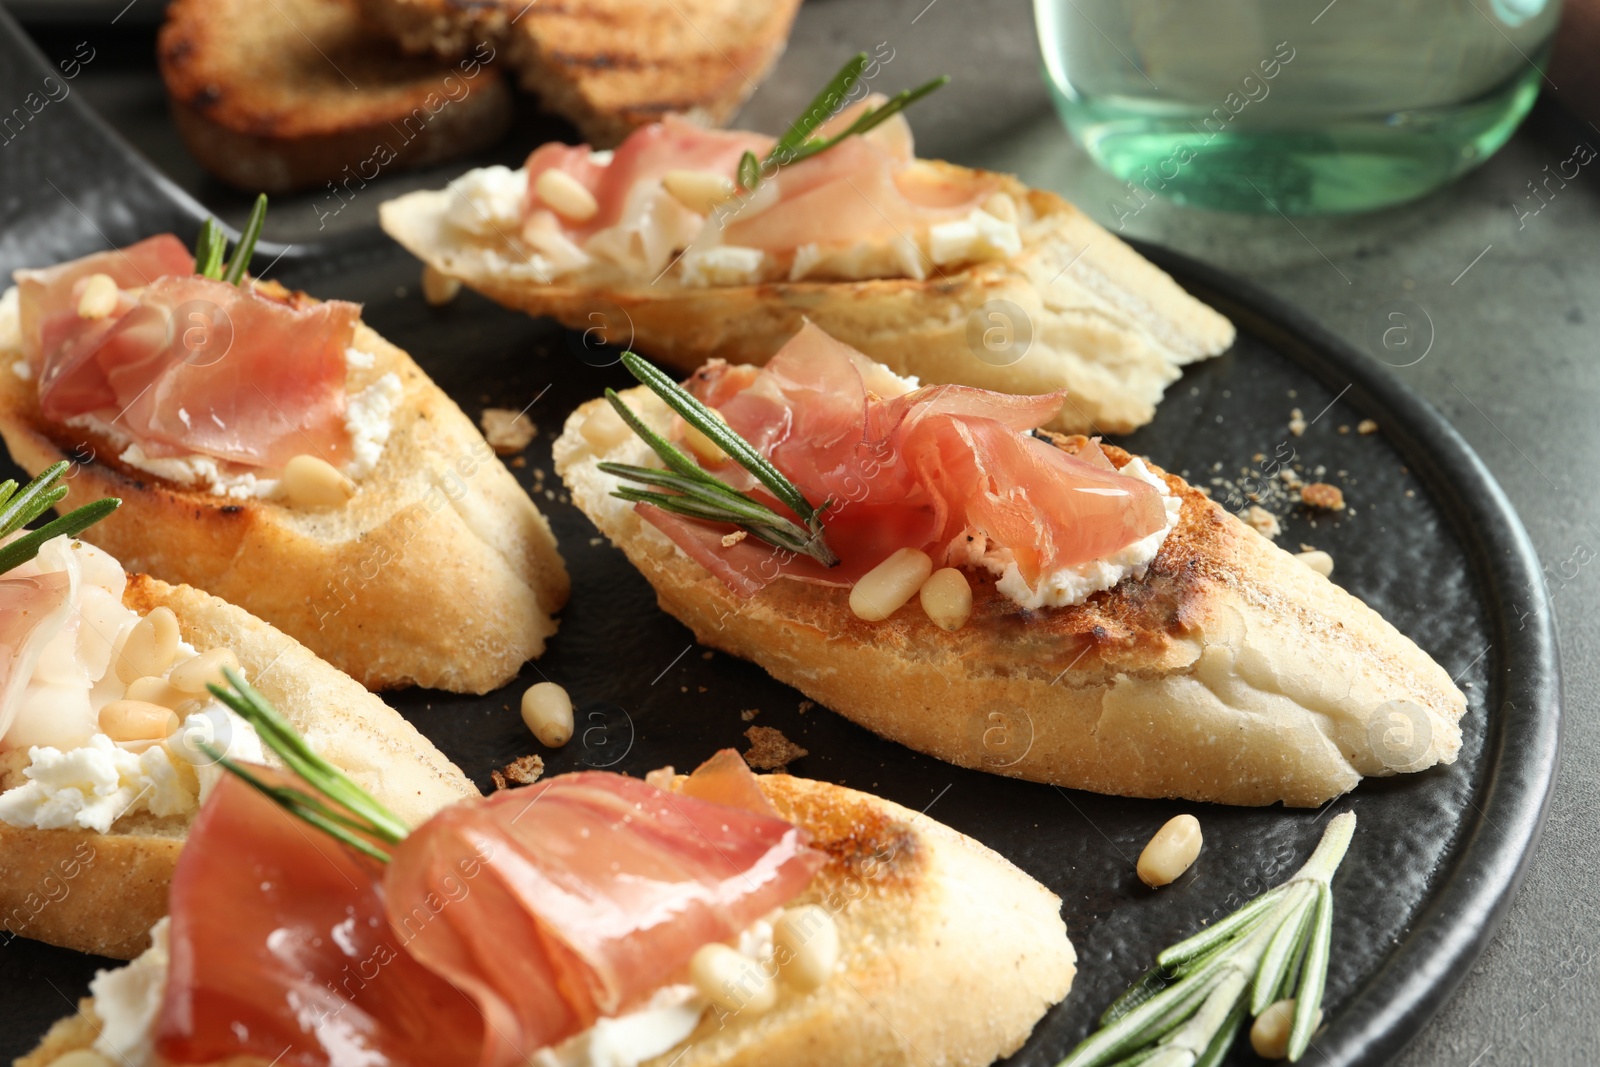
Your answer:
[155,760,821,1067]
[636,323,1169,597]
[15,243,358,471]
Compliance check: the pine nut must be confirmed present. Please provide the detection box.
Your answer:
[1250,998,1321,1060]
[773,905,838,991]
[282,454,355,508]
[77,273,120,320]
[1137,814,1203,887]
[535,169,599,222]
[850,548,934,622]
[168,647,241,694]
[115,607,180,683]
[690,942,777,1015]
[919,567,972,631]
[421,265,461,306]
[982,191,1018,223]
[682,409,729,466]
[47,1051,116,1067]
[522,682,574,747]
[581,404,631,451]
[99,699,181,743]
[1295,550,1334,577]
[124,675,192,709]
[662,169,736,214]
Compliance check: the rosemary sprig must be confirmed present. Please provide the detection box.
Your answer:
[194,194,268,285]
[1059,812,1357,1067]
[0,462,121,576]
[603,352,838,567]
[202,667,409,862]
[737,52,949,190]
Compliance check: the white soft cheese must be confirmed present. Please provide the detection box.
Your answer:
[789,237,927,282]
[678,245,767,287]
[446,164,527,236]
[91,916,170,1067]
[954,457,1183,610]
[532,985,705,1067]
[114,441,280,500]
[927,208,1022,266]
[0,734,195,832]
[0,285,19,353]
[344,369,403,478]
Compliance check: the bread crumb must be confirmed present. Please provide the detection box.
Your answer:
[740,708,760,721]
[511,455,526,468]
[1245,505,1281,539]
[1358,419,1379,435]
[481,408,537,454]
[701,651,714,660]
[490,754,545,790]
[743,726,807,771]
[798,700,814,714]
[1301,483,1346,511]
[589,537,604,546]
[720,530,748,548]
[1278,467,1303,489]
[1288,408,1307,437]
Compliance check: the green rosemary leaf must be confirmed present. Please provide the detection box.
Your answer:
[738,150,762,192]
[604,388,707,484]
[1287,881,1334,1060]
[0,460,70,535]
[1157,886,1285,969]
[772,51,869,158]
[0,497,121,576]
[222,194,269,285]
[1100,963,1177,1026]
[779,75,950,169]
[205,749,393,863]
[0,479,18,511]
[208,668,409,844]
[620,352,819,525]
[195,219,226,279]
[1192,997,1248,1067]
[1252,882,1317,1013]
[1100,1046,1163,1067]
[595,461,774,517]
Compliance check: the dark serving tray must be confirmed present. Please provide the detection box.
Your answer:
[0,10,1559,1066]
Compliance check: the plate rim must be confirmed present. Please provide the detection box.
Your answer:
[1132,239,1562,1067]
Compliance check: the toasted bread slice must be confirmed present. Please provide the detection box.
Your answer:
[158,0,512,194]
[381,165,1236,435]
[20,771,1074,1067]
[0,294,569,694]
[357,0,803,146]
[554,385,1467,808]
[0,573,479,960]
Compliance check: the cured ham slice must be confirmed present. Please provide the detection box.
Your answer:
[156,763,821,1067]
[154,771,483,1067]
[637,323,1169,597]
[15,242,358,471]
[387,770,823,1066]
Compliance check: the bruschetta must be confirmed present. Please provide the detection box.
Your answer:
[379,58,1235,435]
[552,325,1467,808]
[0,533,477,959]
[0,219,569,693]
[20,745,1074,1067]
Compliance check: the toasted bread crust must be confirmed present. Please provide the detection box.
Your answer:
[0,314,569,694]
[18,774,1073,1067]
[555,388,1467,808]
[159,0,512,193]
[380,166,1236,435]
[358,0,803,146]
[0,574,480,960]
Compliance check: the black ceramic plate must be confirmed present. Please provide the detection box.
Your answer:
[0,11,1559,1066]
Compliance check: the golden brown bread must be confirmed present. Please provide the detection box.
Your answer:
[0,573,479,960]
[158,0,512,193]
[357,0,803,146]
[381,165,1236,434]
[18,773,1074,1067]
[554,385,1468,808]
[0,299,569,694]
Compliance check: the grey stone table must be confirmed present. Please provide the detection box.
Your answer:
[11,0,1593,1062]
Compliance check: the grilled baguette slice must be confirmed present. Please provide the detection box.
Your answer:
[381,165,1236,435]
[20,771,1074,1067]
[158,0,512,194]
[357,0,803,146]
[0,292,569,694]
[554,385,1467,808]
[0,573,479,960]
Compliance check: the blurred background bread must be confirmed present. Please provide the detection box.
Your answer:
[358,0,804,146]
[158,0,513,193]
